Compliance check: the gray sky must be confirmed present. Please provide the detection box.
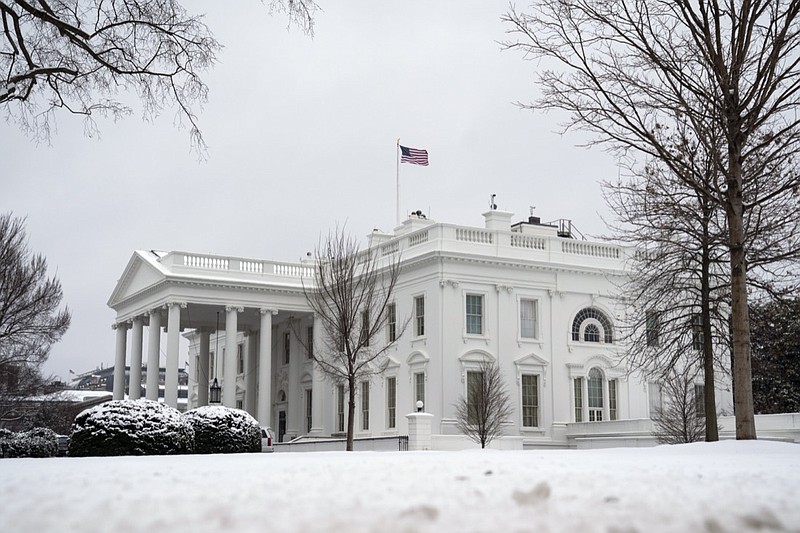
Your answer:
[2,1,618,381]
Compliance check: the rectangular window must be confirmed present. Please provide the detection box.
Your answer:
[306,326,313,360]
[414,296,425,337]
[361,381,370,431]
[283,332,291,365]
[692,313,704,351]
[588,375,604,422]
[646,310,660,347]
[235,399,243,409]
[466,294,484,335]
[694,384,706,418]
[520,299,538,339]
[466,371,484,426]
[305,389,313,433]
[414,372,425,408]
[521,374,539,427]
[574,378,583,423]
[649,382,663,417]
[361,310,370,347]
[387,376,397,429]
[337,384,345,433]
[387,303,397,342]
[609,379,618,421]
[237,344,244,374]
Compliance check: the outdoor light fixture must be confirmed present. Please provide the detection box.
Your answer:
[416,400,424,413]
[210,311,222,404]
[209,378,221,404]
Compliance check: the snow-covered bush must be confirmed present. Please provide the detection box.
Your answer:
[183,406,261,454]
[0,427,58,458]
[68,399,194,457]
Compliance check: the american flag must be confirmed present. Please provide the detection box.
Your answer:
[400,145,429,166]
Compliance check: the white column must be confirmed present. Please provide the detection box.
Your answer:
[197,328,210,407]
[581,377,589,421]
[113,323,129,400]
[245,330,258,416]
[146,309,162,401]
[165,302,182,408]
[129,317,144,400]
[223,306,241,408]
[257,309,276,427]
[310,315,325,435]
[603,378,611,422]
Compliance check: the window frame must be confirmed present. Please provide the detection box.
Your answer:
[336,384,345,433]
[519,298,539,340]
[413,295,425,337]
[361,381,370,431]
[283,331,291,365]
[387,302,397,343]
[465,293,485,336]
[521,374,539,428]
[386,376,397,429]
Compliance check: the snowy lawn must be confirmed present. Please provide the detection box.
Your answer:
[1,441,798,533]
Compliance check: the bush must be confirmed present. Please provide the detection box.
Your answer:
[184,406,261,454]
[68,399,194,457]
[0,427,58,458]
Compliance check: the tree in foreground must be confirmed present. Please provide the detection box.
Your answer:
[0,213,70,422]
[504,1,800,438]
[750,298,800,414]
[0,0,317,152]
[302,229,408,451]
[652,367,709,445]
[455,360,512,449]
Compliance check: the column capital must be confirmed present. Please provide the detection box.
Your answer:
[226,305,244,313]
[112,322,129,331]
[165,301,187,309]
[259,308,278,316]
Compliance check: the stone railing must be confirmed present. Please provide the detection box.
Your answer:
[168,252,314,281]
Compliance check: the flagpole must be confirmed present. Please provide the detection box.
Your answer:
[396,138,401,226]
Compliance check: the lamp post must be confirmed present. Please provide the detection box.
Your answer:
[416,400,424,413]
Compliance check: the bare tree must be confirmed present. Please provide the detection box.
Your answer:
[455,360,512,449]
[0,213,70,371]
[504,1,800,439]
[1,0,317,153]
[301,228,408,451]
[652,367,709,445]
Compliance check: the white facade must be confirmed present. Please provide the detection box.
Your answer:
[108,210,731,447]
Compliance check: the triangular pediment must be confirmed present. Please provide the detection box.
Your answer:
[380,355,401,372]
[514,352,549,368]
[107,251,168,308]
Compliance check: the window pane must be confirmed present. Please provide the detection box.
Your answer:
[584,323,600,343]
[574,378,583,422]
[466,371,484,425]
[337,384,345,432]
[609,379,617,421]
[694,384,706,418]
[388,303,396,342]
[520,300,537,338]
[415,372,425,406]
[522,374,539,427]
[387,377,396,429]
[466,294,483,334]
[361,381,370,431]
[588,368,604,408]
[415,297,425,337]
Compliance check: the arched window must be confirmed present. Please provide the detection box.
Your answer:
[571,307,614,343]
[588,368,604,421]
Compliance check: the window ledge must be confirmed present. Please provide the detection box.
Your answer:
[520,427,546,435]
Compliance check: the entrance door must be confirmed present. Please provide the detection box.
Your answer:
[278,410,287,443]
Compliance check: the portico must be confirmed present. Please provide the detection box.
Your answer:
[107,250,319,428]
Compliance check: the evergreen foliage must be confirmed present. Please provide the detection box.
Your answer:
[0,427,58,458]
[183,406,261,454]
[751,299,800,414]
[68,399,193,457]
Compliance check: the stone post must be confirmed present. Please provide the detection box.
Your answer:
[406,412,434,451]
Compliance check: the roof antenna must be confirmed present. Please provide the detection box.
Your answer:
[529,205,536,216]
[490,194,497,210]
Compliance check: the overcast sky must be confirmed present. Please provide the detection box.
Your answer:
[2,1,619,382]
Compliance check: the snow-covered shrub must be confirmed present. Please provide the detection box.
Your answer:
[68,399,194,457]
[0,427,58,458]
[183,406,261,454]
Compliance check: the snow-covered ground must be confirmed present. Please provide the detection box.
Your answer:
[1,441,798,532]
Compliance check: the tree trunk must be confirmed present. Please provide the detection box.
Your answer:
[701,198,719,442]
[346,376,356,451]
[726,143,757,440]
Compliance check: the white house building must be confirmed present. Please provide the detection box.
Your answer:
[107,209,732,448]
